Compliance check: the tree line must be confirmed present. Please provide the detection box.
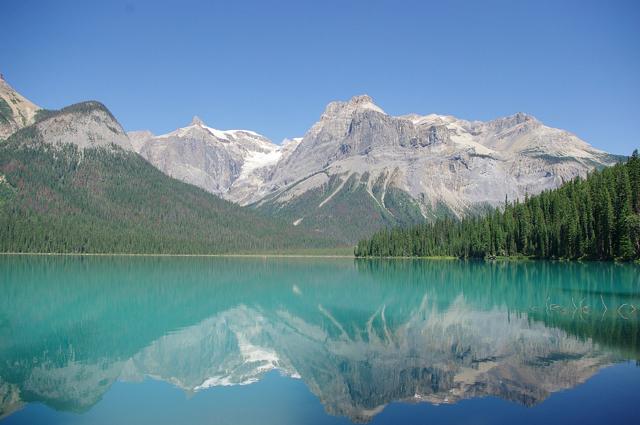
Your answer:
[355,151,640,261]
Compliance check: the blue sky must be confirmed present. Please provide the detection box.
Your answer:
[1,0,638,154]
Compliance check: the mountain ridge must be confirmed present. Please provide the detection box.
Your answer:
[0,78,622,245]
[129,116,292,204]
[0,100,338,254]
[127,94,619,243]
[256,95,619,242]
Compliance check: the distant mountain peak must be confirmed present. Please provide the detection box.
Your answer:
[190,115,205,126]
[19,101,133,151]
[486,112,540,133]
[321,94,385,120]
[497,112,538,124]
[510,111,537,123]
[347,94,385,113]
[348,94,375,104]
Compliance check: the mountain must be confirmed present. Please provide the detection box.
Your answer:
[21,101,133,151]
[0,75,40,140]
[131,95,620,244]
[0,78,622,246]
[255,96,620,242]
[0,101,335,254]
[129,118,299,205]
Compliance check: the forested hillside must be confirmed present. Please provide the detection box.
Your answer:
[355,151,640,261]
[0,129,336,254]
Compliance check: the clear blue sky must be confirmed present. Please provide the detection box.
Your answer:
[1,0,638,154]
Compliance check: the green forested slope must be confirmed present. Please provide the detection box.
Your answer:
[356,151,640,260]
[0,134,335,254]
[254,172,428,244]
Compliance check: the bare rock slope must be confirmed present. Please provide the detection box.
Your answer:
[130,117,296,204]
[27,101,133,151]
[0,75,40,139]
[258,96,618,242]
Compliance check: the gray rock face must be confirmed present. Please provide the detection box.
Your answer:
[0,76,40,140]
[30,102,133,151]
[251,96,619,241]
[127,129,154,152]
[1,79,131,152]
[266,96,617,211]
[130,118,293,204]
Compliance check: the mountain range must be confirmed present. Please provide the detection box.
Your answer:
[0,75,622,247]
[0,78,333,254]
[129,95,619,243]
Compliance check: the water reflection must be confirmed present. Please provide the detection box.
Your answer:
[0,256,638,422]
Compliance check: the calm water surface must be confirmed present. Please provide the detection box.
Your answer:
[0,255,639,424]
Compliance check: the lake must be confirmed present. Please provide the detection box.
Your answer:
[0,255,639,424]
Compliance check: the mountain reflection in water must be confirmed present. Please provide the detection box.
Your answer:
[0,256,638,423]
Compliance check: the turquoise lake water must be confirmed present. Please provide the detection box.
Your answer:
[1,255,639,424]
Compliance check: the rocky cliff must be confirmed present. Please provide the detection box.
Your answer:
[0,75,40,140]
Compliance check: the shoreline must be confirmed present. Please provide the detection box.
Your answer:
[1,253,636,263]
[0,252,356,259]
[354,255,639,263]
[0,253,459,260]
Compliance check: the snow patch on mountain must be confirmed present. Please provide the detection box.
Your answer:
[130,117,288,204]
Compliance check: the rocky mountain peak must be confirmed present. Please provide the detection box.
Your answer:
[0,75,41,139]
[508,111,538,125]
[28,101,133,151]
[346,94,385,113]
[320,94,386,121]
[514,111,535,121]
[488,112,539,131]
[348,94,375,105]
[190,115,205,126]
